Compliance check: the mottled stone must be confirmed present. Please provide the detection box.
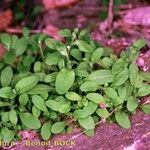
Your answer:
[7,111,150,150]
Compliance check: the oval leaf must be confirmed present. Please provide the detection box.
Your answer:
[20,113,41,129]
[14,37,28,56]
[15,76,38,94]
[86,93,105,103]
[115,112,131,128]
[87,69,114,85]
[65,92,81,101]
[0,87,13,98]
[51,122,65,134]
[55,69,75,94]
[136,85,150,97]
[1,66,13,87]
[78,116,95,130]
[74,40,94,53]
[32,95,48,112]
[80,81,99,92]
[127,96,138,112]
[41,122,51,140]
[112,58,125,75]
[129,63,139,87]
[9,110,18,125]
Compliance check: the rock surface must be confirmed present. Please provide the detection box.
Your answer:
[5,111,150,150]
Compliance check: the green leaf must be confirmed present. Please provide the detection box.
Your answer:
[96,108,109,118]
[22,27,30,37]
[86,93,105,103]
[0,87,13,98]
[132,39,146,51]
[58,103,71,113]
[55,69,75,94]
[58,29,71,37]
[0,62,4,70]
[32,73,46,81]
[139,71,150,81]
[11,35,19,49]
[34,61,42,72]
[28,84,54,95]
[11,72,31,88]
[23,55,35,66]
[140,104,150,114]
[105,87,118,99]
[77,62,89,70]
[39,91,49,100]
[80,81,99,92]
[32,106,41,118]
[129,63,139,87]
[111,58,125,75]
[58,58,65,70]
[14,37,28,56]
[74,40,94,53]
[44,72,57,83]
[15,75,38,94]
[115,112,131,128]
[1,112,9,122]
[83,102,98,116]
[0,33,11,48]
[1,127,15,142]
[75,69,89,78]
[51,122,65,134]
[117,86,126,99]
[38,34,48,44]
[41,122,51,140]
[0,102,12,107]
[73,109,86,119]
[73,102,98,119]
[19,112,41,129]
[70,48,82,60]
[78,116,95,130]
[19,93,29,106]
[1,66,13,87]
[4,50,16,64]
[102,47,113,56]
[65,92,81,101]
[87,69,114,85]
[45,52,61,66]
[125,83,133,98]
[45,38,58,49]
[127,96,138,112]
[91,48,103,63]
[114,97,124,106]
[82,98,89,107]
[85,129,95,137]
[45,99,60,111]
[9,110,18,125]
[49,110,57,119]
[112,68,129,86]
[100,57,114,68]
[32,95,48,112]
[136,85,150,97]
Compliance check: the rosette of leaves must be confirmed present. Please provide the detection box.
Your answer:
[0,28,149,142]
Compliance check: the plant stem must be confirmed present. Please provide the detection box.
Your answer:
[39,43,44,61]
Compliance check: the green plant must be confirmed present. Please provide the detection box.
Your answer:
[99,0,127,21]
[0,28,149,141]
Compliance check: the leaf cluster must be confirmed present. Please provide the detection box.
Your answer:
[0,28,149,141]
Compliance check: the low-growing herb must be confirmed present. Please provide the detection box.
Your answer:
[0,29,149,141]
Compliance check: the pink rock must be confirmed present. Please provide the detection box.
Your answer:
[123,7,150,26]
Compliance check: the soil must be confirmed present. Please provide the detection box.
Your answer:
[4,111,150,150]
